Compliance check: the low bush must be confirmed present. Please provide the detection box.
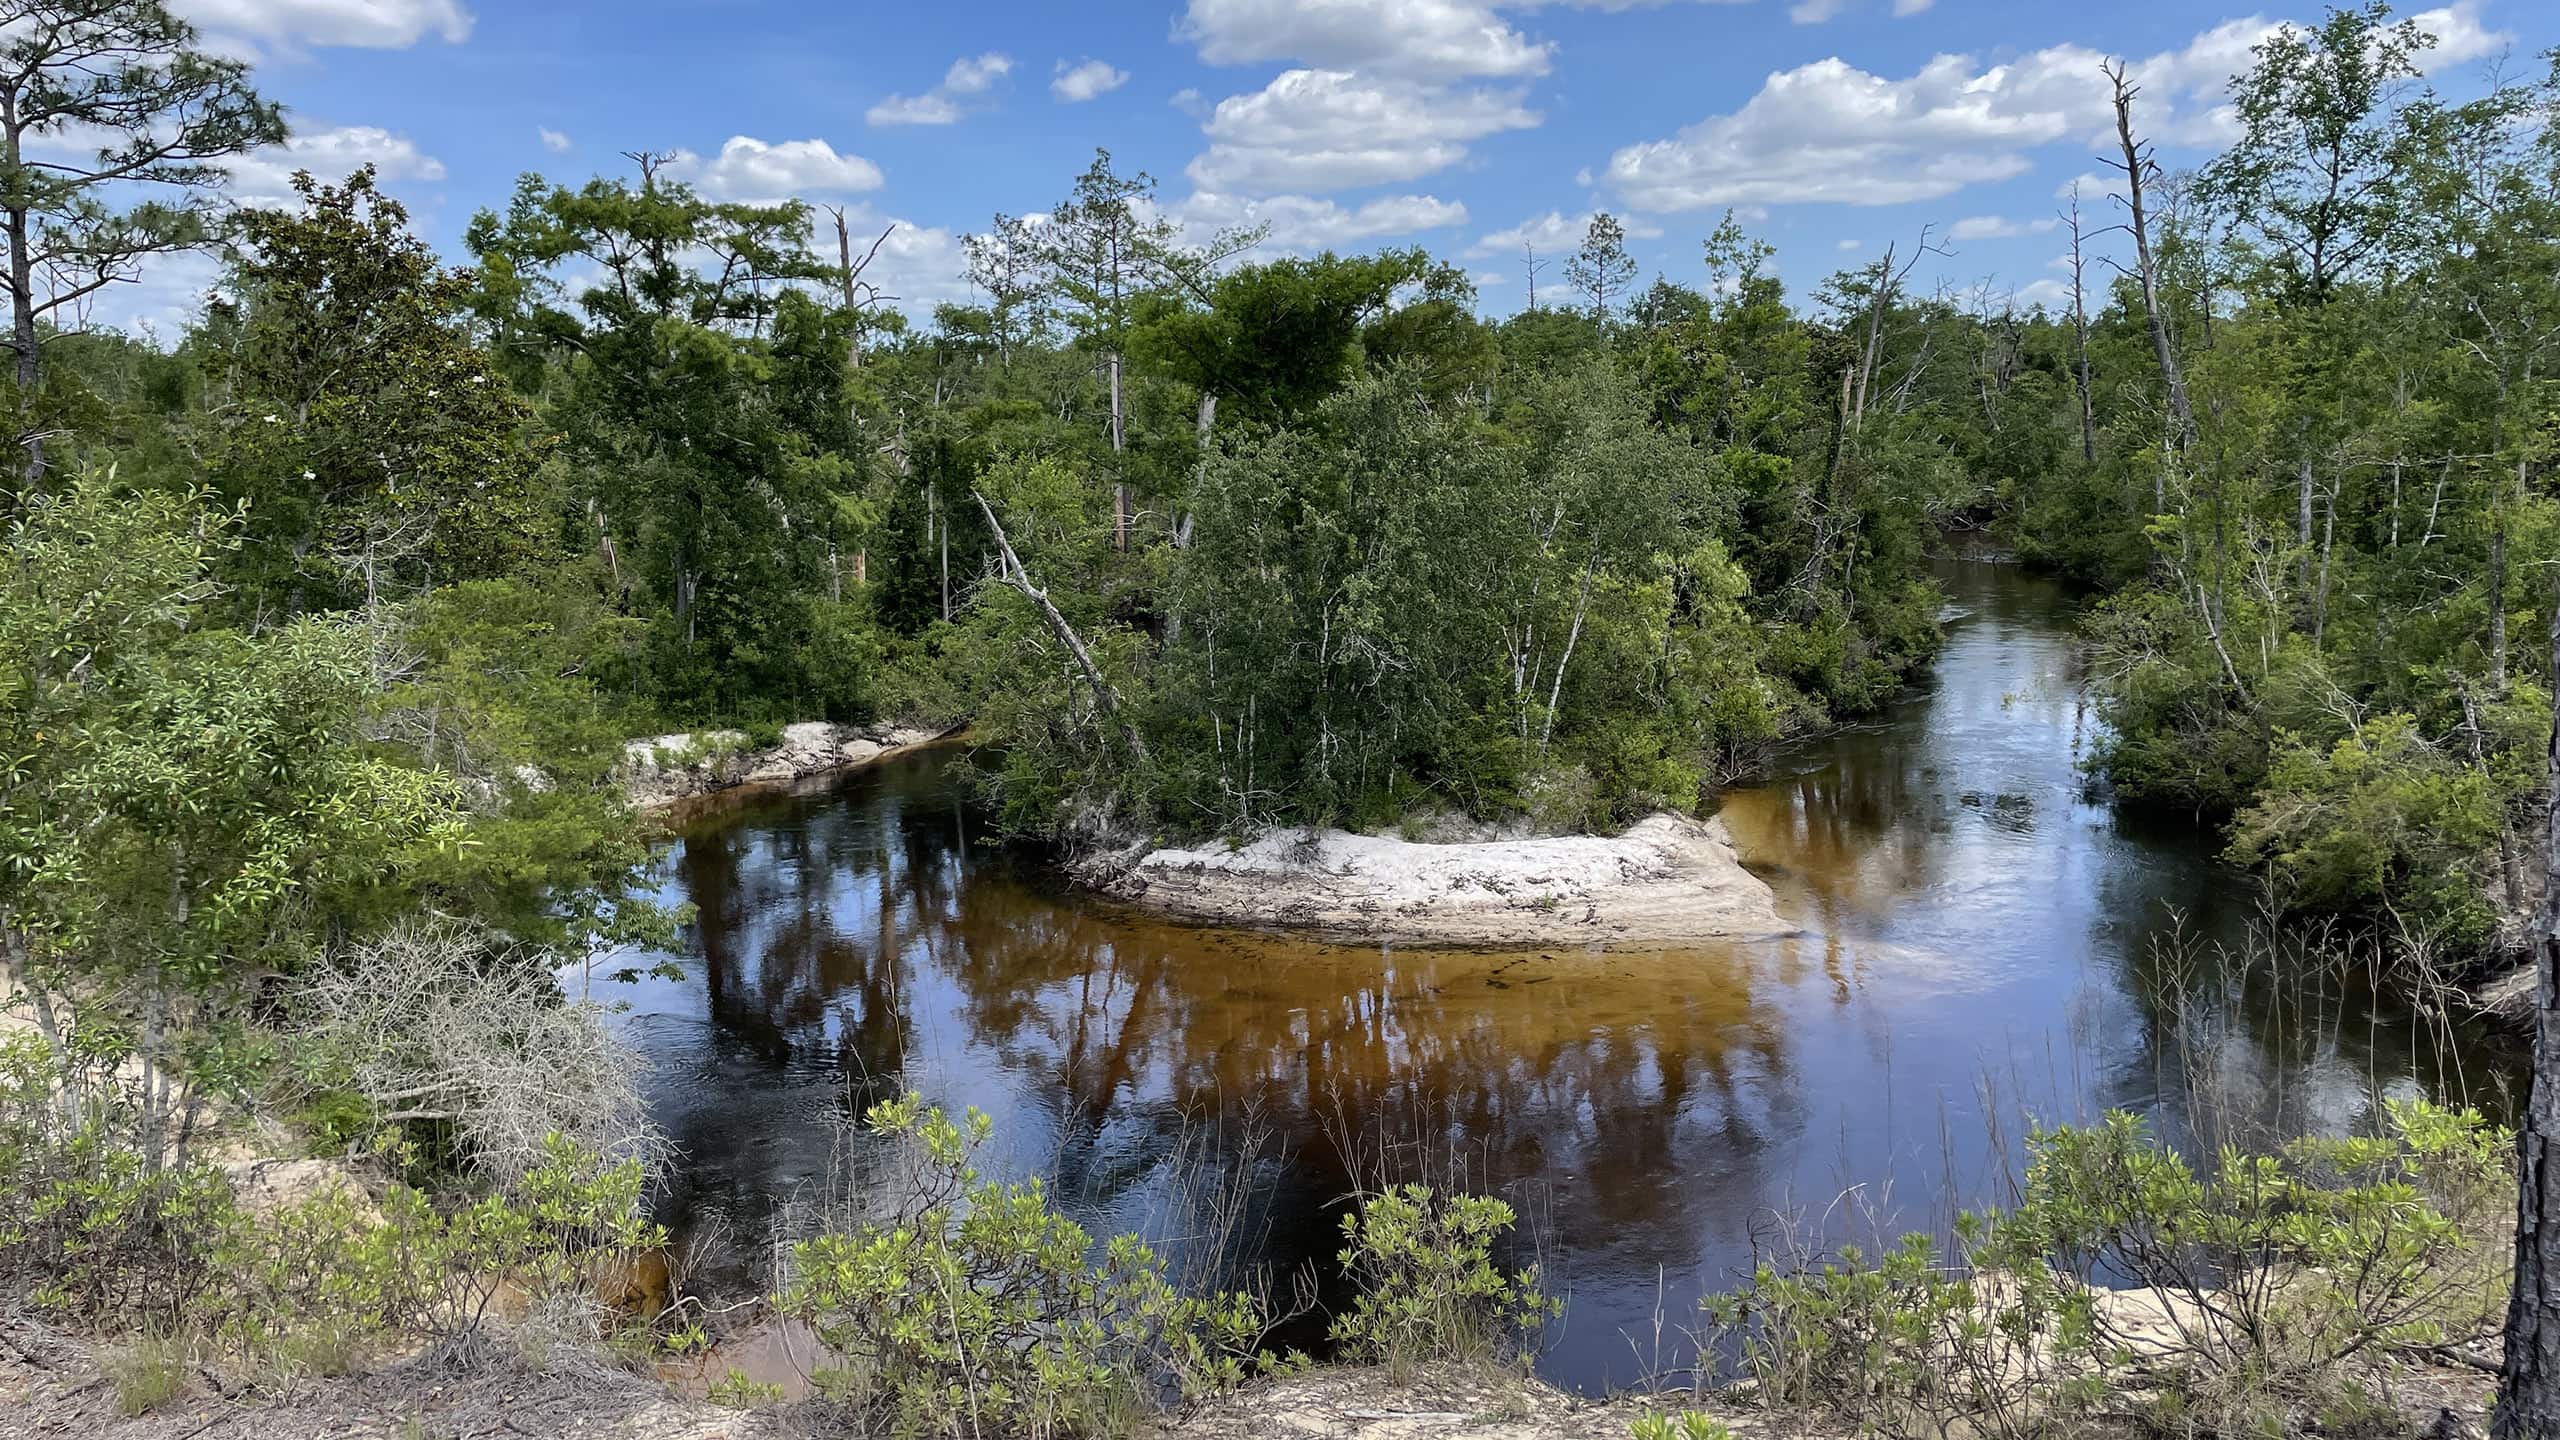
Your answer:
[1697,1099,2508,1439]
[1328,1183,1559,1375]
[776,1094,1277,1439]
[1,1034,664,1375]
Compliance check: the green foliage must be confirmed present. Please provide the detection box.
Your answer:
[2226,708,2534,945]
[1700,1100,2511,1438]
[211,166,546,613]
[1628,1411,1732,1440]
[705,1367,787,1409]
[1328,1184,1558,1374]
[0,1035,663,1362]
[0,0,286,479]
[776,1093,1272,1438]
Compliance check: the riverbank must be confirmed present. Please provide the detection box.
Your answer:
[0,1318,1716,1440]
[621,720,950,813]
[1077,811,1791,948]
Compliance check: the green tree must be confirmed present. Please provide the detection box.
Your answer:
[213,168,545,615]
[0,1,284,485]
[1564,213,1638,332]
[0,477,455,1165]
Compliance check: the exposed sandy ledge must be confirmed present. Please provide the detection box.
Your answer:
[1083,812,1792,949]
[2469,959,2537,1030]
[620,721,948,813]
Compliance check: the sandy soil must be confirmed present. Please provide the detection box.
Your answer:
[621,721,948,813]
[0,1317,1725,1440]
[1087,813,1792,949]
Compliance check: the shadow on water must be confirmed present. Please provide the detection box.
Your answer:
[611,553,2520,1394]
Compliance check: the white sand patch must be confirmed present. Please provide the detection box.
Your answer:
[1095,812,1790,948]
[621,721,948,812]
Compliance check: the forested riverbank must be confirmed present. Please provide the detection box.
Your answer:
[5,1,2560,1437]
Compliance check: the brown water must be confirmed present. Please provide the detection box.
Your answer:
[614,555,2514,1393]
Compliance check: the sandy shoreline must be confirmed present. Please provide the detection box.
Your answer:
[621,720,950,813]
[1083,811,1792,949]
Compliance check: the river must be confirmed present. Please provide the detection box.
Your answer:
[609,553,2514,1393]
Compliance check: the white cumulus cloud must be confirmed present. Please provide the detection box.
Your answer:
[1053,58,1130,102]
[1949,214,2057,240]
[176,0,471,50]
[1465,208,1661,259]
[664,137,884,202]
[943,52,1014,95]
[1176,0,1551,80]
[1168,190,1468,254]
[1190,70,1537,193]
[870,52,1015,126]
[539,127,572,154]
[223,124,446,207]
[1599,4,2509,214]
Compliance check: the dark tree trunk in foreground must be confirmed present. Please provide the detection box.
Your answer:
[2496,600,2560,1438]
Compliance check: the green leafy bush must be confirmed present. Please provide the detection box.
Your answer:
[1328,1183,1558,1374]
[1628,1411,1733,1440]
[2226,712,2528,948]
[1698,1101,2509,1439]
[2,1037,662,1368]
[776,1094,1274,1438]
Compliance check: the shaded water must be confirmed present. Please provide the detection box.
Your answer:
[613,555,2513,1393]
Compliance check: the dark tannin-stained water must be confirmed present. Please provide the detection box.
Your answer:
[610,555,2517,1393]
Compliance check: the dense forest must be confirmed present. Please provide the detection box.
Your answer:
[8,1,2560,1436]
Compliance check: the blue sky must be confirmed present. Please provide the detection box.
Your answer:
[119,0,2556,331]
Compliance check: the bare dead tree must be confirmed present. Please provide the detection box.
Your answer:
[1847,229,1944,435]
[827,207,898,371]
[971,489,1147,762]
[2101,59,2197,488]
[296,923,662,1185]
[1522,242,1548,312]
[2062,183,2101,466]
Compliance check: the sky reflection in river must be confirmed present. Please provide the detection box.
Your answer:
[611,555,2512,1393]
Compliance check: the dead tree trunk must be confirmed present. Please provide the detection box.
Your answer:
[2495,596,2560,1439]
[972,490,1147,762]
[828,208,896,372]
[2065,188,2098,467]
[2104,61,2195,455]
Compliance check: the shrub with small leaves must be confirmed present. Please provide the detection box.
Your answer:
[1328,1184,1558,1373]
[1628,1411,1732,1440]
[775,1094,1274,1439]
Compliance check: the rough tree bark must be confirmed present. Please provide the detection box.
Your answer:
[2495,595,2560,1438]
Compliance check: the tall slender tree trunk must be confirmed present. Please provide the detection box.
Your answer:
[2494,597,2560,1439]
[1108,351,1129,551]
[834,210,863,372]
[2493,510,2510,692]
[7,189,42,491]
[972,489,1146,761]
[2295,454,2316,589]
[2107,63,2195,454]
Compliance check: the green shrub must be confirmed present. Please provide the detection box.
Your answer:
[776,1094,1273,1439]
[3,1034,661,1369]
[1697,1100,2509,1439]
[1328,1184,1558,1374]
[2006,1100,2509,1388]
[1628,1411,1732,1440]
[705,1366,787,1410]
[0,1038,231,1327]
